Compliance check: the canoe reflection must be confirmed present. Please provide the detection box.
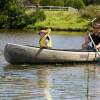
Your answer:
[36,66,53,100]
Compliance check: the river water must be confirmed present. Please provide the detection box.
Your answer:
[0,30,100,100]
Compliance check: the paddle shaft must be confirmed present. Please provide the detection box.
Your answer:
[91,17,97,26]
[89,33,100,56]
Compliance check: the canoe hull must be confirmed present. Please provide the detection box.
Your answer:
[4,43,99,64]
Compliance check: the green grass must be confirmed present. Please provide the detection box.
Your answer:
[34,11,90,31]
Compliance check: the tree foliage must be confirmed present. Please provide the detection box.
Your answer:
[25,0,100,6]
[0,0,45,29]
[64,0,85,9]
[86,0,100,5]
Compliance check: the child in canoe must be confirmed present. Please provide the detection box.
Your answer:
[39,27,52,48]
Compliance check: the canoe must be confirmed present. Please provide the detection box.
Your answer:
[4,43,100,64]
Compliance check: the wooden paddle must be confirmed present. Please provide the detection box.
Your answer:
[91,17,97,26]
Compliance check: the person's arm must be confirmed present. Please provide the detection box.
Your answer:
[47,28,51,34]
[82,34,91,49]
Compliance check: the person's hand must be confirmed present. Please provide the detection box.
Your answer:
[96,44,100,50]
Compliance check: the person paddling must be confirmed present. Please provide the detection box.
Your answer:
[82,18,100,50]
[39,27,52,48]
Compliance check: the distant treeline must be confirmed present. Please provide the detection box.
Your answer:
[24,0,100,9]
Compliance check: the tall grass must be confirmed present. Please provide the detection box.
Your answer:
[34,11,89,31]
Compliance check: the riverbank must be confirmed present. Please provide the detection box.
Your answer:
[0,29,84,36]
[27,11,91,32]
[0,10,92,33]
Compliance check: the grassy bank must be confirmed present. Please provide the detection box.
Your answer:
[33,11,90,31]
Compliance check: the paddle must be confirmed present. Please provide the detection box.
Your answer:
[91,17,97,26]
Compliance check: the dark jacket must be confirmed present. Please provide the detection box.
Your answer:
[91,33,100,46]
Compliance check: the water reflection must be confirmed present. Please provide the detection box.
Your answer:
[85,63,100,100]
[1,65,53,100]
[36,66,53,100]
[0,63,99,99]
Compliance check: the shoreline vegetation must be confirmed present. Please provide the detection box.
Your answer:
[0,28,84,35]
[25,5,100,32]
[0,0,100,33]
[32,10,89,32]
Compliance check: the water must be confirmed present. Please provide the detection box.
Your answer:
[0,30,100,100]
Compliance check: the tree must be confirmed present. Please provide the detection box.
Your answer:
[84,0,100,5]
[23,0,41,6]
[40,0,64,6]
[40,0,50,6]
[64,0,85,9]
[0,0,46,28]
[49,0,64,6]
[82,0,89,5]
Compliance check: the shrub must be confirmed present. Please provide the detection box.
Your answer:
[7,3,26,28]
[41,0,64,6]
[33,9,46,22]
[65,0,85,9]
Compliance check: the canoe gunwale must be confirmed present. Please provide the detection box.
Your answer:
[26,45,95,52]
